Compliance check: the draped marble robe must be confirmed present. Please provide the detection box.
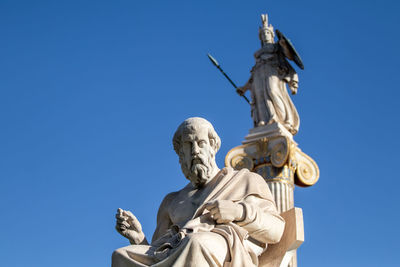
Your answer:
[241,43,300,134]
[112,167,285,267]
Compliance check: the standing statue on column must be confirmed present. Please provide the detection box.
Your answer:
[237,14,304,135]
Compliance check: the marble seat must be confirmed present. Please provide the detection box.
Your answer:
[259,207,304,267]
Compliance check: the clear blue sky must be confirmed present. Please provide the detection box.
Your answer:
[1,0,399,266]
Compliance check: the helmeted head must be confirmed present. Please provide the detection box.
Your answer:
[259,13,275,45]
[173,117,221,188]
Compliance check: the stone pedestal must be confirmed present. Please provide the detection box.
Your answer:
[225,122,319,266]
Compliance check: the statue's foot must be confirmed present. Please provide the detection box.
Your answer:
[267,118,278,125]
[284,123,291,129]
[283,123,297,135]
[258,121,266,126]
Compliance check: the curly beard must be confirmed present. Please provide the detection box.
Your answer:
[181,154,212,188]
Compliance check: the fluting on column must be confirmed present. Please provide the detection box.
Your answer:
[266,181,294,213]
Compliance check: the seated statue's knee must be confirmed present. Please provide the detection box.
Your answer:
[188,232,227,249]
[112,248,124,262]
[188,232,210,246]
[187,232,230,264]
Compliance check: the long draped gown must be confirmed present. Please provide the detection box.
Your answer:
[242,43,300,134]
[112,168,285,267]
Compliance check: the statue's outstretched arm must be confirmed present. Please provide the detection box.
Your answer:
[236,77,253,96]
[115,208,149,245]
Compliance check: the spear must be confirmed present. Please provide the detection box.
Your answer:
[207,53,250,104]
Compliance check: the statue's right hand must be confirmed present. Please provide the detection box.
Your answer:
[236,87,245,96]
[115,208,145,244]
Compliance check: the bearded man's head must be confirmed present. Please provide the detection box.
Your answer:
[173,117,221,188]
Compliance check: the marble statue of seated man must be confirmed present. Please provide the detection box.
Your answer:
[112,117,285,267]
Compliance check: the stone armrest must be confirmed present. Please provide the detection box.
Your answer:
[259,207,304,267]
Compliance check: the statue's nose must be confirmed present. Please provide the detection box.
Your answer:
[192,143,200,155]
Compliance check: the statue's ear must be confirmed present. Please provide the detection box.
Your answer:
[209,139,215,150]
[209,139,218,158]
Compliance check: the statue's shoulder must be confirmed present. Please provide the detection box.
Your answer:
[161,183,193,205]
[234,168,268,186]
[226,168,272,201]
[160,191,180,208]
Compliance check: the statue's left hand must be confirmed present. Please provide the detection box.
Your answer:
[236,87,245,96]
[115,208,146,245]
[205,200,245,224]
[289,81,298,95]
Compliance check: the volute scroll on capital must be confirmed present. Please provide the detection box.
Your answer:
[292,147,319,187]
[225,136,319,187]
[225,136,291,170]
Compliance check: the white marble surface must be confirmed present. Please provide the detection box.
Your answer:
[237,14,300,135]
[112,117,285,267]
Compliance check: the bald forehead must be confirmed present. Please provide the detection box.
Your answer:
[181,122,209,134]
[181,127,209,142]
